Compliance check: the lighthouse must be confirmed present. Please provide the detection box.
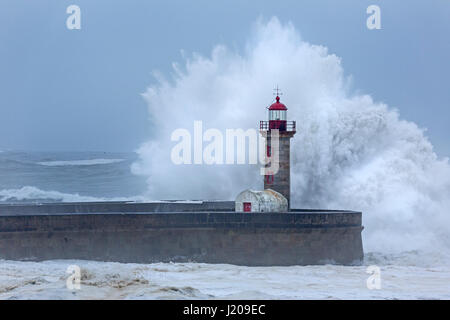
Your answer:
[260,90,296,208]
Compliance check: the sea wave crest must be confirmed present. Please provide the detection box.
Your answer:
[37,159,125,167]
[0,186,143,203]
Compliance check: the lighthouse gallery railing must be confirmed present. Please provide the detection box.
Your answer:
[259,121,296,132]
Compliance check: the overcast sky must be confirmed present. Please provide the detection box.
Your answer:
[0,0,449,156]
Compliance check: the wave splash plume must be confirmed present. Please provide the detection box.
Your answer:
[132,17,450,256]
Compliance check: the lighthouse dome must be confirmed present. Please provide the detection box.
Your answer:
[268,96,287,110]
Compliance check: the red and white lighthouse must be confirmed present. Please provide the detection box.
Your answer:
[260,91,296,208]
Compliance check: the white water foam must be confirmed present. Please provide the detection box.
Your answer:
[0,186,144,203]
[131,17,450,257]
[1,258,450,299]
[37,159,125,167]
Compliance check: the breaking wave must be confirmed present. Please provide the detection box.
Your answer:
[37,158,125,167]
[0,186,144,203]
[132,17,450,255]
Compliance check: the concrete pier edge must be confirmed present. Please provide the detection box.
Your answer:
[0,201,364,266]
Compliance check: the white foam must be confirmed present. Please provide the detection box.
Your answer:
[1,254,450,299]
[37,159,125,166]
[0,185,214,204]
[0,186,144,203]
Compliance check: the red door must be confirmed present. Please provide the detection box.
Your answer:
[265,174,274,184]
[243,202,252,212]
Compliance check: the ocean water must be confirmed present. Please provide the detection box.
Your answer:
[0,151,449,300]
[0,151,147,202]
[0,257,450,300]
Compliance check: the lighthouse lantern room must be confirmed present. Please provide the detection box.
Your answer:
[268,96,288,130]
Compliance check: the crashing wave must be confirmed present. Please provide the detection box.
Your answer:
[0,186,144,203]
[132,17,450,254]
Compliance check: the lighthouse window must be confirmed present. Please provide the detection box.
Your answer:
[270,110,286,121]
[269,110,278,120]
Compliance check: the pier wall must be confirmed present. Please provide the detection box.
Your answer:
[0,202,364,266]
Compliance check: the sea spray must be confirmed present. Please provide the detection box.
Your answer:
[132,17,450,255]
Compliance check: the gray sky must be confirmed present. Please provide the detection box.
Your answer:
[0,0,449,156]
